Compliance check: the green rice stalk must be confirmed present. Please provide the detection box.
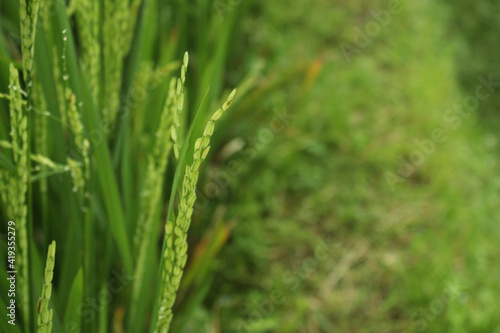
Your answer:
[20,0,41,83]
[130,61,179,140]
[102,0,123,127]
[131,77,176,318]
[67,158,84,193]
[171,52,189,160]
[65,88,90,197]
[134,77,177,250]
[154,88,237,332]
[75,0,100,102]
[65,89,84,152]
[129,62,154,138]
[59,33,90,202]
[154,77,177,167]
[37,241,56,333]
[102,0,141,129]
[62,31,90,197]
[8,64,30,328]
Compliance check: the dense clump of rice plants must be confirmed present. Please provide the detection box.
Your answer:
[0,0,248,332]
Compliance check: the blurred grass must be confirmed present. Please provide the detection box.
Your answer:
[197,0,500,332]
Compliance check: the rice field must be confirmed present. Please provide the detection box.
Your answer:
[1,0,500,332]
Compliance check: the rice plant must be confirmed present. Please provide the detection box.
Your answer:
[0,0,245,331]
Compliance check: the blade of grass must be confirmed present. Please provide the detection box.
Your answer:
[113,0,148,229]
[178,220,232,296]
[63,267,84,332]
[170,275,213,333]
[98,283,109,333]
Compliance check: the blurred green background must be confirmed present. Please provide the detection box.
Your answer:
[2,0,500,332]
[196,0,500,332]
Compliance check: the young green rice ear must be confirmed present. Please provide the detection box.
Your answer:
[19,0,41,83]
[130,75,177,330]
[134,76,176,250]
[171,52,189,160]
[37,241,56,333]
[154,88,237,332]
[75,0,100,102]
[102,0,143,130]
[65,88,90,197]
[8,64,31,329]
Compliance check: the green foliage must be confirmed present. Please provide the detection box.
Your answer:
[0,0,244,332]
